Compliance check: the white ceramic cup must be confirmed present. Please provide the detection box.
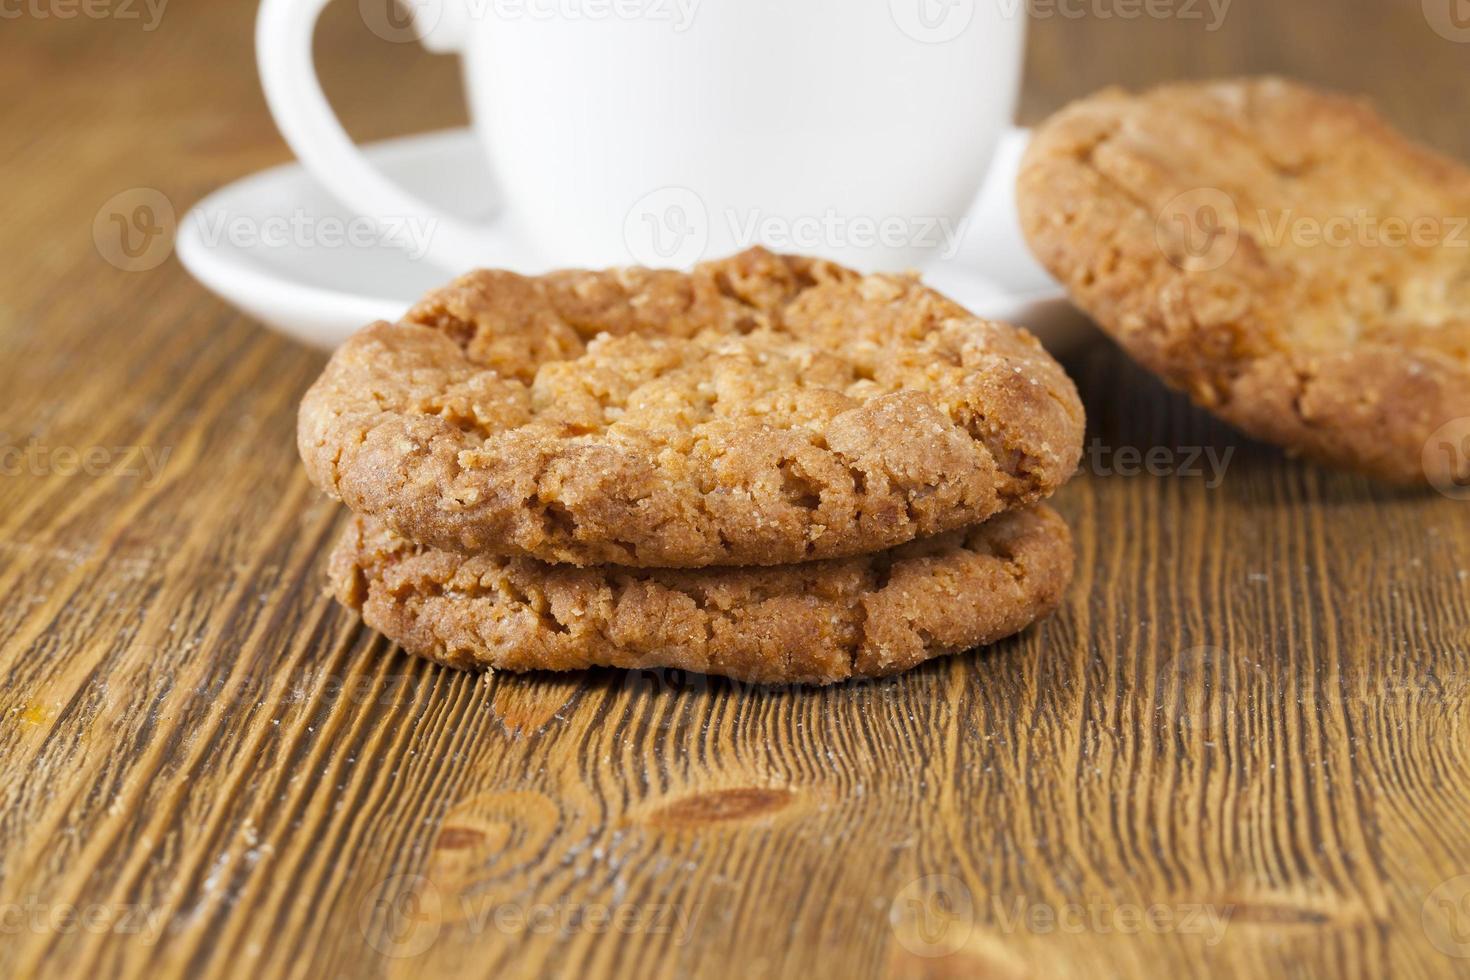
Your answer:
[257,0,1026,272]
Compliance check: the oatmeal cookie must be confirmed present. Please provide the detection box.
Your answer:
[299,248,1084,566]
[1018,77,1470,485]
[328,504,1074,686]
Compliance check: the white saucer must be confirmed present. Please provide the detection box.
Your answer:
[178,127,1089,351]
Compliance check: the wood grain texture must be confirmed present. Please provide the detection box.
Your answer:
[2,1,1468,977]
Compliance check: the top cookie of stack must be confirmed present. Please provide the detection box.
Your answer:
[299,247,1084,568]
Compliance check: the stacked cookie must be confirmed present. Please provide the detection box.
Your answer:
[299,248,1086,685]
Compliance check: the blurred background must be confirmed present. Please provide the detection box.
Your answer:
[5,0,1467,296]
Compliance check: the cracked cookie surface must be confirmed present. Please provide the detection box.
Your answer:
[329,504,1074,686]
[298,248,1083,567]
[1019,77,1470,485]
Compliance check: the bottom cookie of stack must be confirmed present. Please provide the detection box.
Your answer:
[328,505,1074,686]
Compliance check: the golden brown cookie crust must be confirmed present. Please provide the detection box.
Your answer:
[329,505,1075,686]
[299,248,1084,567]
[1018,77,1470,485]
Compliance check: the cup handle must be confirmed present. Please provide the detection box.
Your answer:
[255,0,488,272]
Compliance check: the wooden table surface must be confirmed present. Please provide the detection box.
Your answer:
[3,1,1468,977]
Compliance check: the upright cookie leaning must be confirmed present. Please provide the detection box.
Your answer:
[1019,77,1470,485]
[329,505,1075,686]
[299,248,1084,567]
